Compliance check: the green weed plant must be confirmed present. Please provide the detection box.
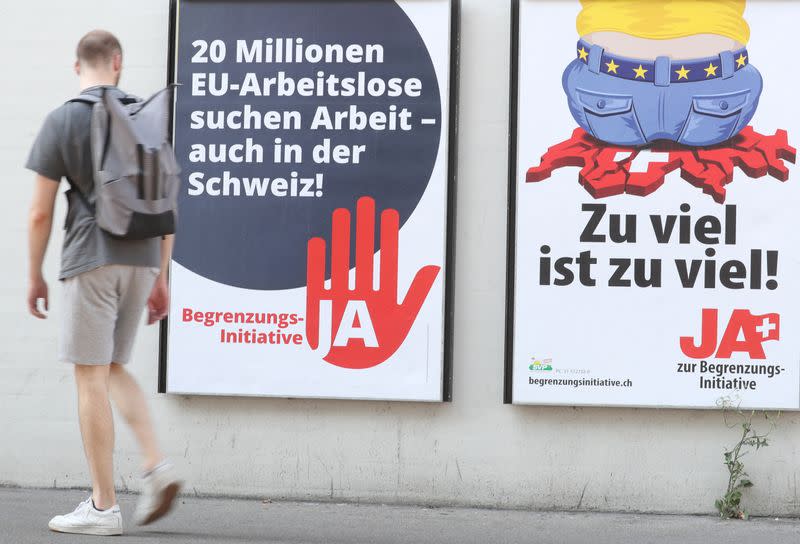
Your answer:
[715,398,779,520]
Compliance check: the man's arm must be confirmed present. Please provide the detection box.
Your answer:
[147,234,174,325]
[27,175,60,319]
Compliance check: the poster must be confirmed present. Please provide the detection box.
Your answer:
[508,0,799,408]
[162,0,456,401]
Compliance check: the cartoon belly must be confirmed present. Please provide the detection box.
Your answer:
[582,32,743,60]
[563,31,762,147]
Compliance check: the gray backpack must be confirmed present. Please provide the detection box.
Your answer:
[70,87,180,239]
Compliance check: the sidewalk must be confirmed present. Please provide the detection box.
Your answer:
[2,487,799,543]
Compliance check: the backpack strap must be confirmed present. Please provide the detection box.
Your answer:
[67,94,101,106]
[65,176,96,214]
[63,95,101,215]
[68,92,139,106]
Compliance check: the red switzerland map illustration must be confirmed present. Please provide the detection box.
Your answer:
[527,126,796,203]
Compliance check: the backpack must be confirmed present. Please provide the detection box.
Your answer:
[68,86,180,240]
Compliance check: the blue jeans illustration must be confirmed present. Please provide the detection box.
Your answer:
[562,45,763,147]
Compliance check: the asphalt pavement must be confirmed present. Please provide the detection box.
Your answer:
[2,487,799,543]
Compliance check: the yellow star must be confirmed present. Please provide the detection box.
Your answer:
[577,46,589,62]
[736,53,747,68]
[633,64,648,79]
[704,62,718,78]
[605,59,620,74]
[675,65,690,80]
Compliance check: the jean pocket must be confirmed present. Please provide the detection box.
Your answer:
[679,90,750,146]
[577,89,646,146]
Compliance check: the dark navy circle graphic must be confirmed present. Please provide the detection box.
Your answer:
[173,0,442,290]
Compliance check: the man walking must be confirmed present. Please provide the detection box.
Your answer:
[26,30,181,536]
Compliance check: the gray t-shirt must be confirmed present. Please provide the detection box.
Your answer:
[26,86,160,280]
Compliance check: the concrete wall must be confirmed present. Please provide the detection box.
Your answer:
[2,0,799,515]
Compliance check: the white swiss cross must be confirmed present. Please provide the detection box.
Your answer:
[614,150,671,173]
[756,317,777,339]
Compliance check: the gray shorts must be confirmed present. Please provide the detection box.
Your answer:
[59,265,159,365]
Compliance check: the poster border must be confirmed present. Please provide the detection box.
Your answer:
[158,0,179,394]
[503,0,800,410]
[503,0,520,404]
[442,0,460,402]
[158,0,459,402]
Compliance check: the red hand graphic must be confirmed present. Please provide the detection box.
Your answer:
[306,197,440,369]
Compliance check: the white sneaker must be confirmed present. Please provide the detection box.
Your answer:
[134,461,182,525]
[48,497,123,536]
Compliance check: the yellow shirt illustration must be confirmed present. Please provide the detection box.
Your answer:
[563,0,761,147]
[577,0,750,44]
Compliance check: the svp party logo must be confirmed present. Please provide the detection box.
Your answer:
[305,197,440,370]
[529,357,553,372]
[525,2,796,202]
[680,309,780,360]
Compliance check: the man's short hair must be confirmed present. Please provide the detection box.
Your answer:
[76,30,122,68]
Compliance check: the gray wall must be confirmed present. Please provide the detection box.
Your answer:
[2,0,799,515]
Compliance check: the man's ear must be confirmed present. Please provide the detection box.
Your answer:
[74,60,81,76]
[112,53,122,74]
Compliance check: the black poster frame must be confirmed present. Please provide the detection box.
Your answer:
[504,0,520,404]
[159,0,460,402]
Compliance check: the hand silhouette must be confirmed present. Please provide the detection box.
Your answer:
[306,197,440,369]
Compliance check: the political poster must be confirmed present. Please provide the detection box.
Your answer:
[508,0,799,408]
[162,0,456,400]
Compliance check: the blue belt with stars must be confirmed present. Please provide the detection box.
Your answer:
[576,39,749,84]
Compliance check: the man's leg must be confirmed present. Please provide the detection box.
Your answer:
[112,363,181,526]
[74,363,116,510]
[51,267,124,534]
[110,267,182,526]
[109,362,163,471]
